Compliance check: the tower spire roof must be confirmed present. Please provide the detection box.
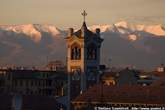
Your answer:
[81,21,88,30]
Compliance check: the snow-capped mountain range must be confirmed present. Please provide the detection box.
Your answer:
[0,21,165,70]
[0,24,61,42]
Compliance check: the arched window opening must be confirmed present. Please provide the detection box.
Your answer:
[71,68,81,80]
[71,44,81,60]
[87,44,97,60]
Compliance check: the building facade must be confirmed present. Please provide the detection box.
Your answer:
[0,69,67,97]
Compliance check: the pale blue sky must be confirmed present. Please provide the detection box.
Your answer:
[0,0,165,28]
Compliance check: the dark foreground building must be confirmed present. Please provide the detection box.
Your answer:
[0,69,67,110]
[0,94,63,110]
[0,69,67,97]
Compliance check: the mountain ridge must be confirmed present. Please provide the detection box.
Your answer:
[0,21,165,70]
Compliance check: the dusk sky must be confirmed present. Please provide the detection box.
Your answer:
[0,0,165,28]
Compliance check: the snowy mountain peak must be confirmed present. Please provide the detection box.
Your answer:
[0,24,61,42]
[128,34,138,41]
[115,21,129,28]
[34,24,60,36]
[144,24,165,36]
[0,24,41,42]
[89,24,112,32]
[0,22,165,43]
[90,21,165,37]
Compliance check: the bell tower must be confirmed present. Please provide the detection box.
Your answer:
[66,10,103,95]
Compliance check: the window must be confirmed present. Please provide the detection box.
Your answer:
[87,44,97,60]
[71,68,81,80]
[71,43,81,60]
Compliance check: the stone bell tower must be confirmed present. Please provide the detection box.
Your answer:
[65,10,103,95]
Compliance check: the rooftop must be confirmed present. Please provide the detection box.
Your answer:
[73,84,165,105]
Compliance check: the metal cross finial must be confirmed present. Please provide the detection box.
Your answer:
[81,10,87,22]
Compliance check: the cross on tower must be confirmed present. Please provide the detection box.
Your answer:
[81,10,87,22]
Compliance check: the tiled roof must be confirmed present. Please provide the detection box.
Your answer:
[73,84,165,104]
[152,71,165,77]
[152,76,165,87]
